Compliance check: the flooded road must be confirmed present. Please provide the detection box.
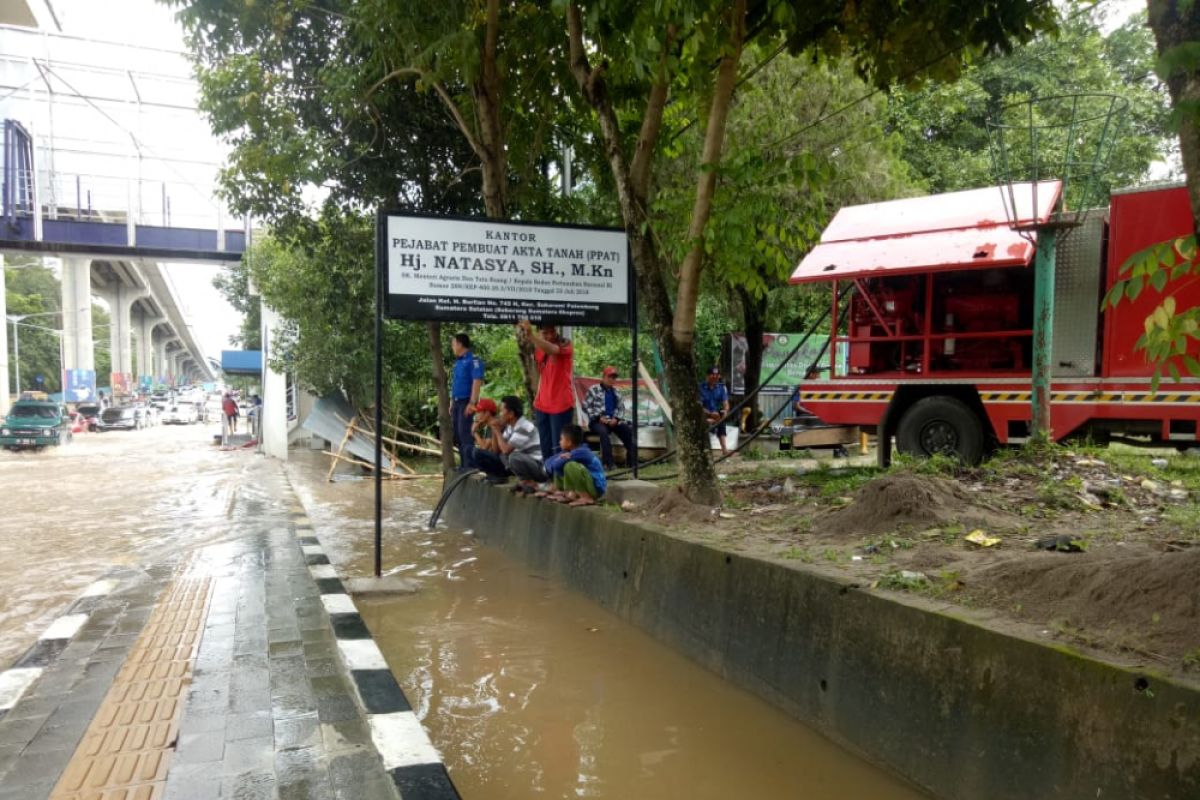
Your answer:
[1,425,925,798]
[0,420,254,668]
[288,453,926,799]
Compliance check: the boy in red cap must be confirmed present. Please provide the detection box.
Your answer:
[471,398,499,464]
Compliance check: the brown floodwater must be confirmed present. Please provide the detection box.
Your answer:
[0,420,257,668]
[287,452,927,800]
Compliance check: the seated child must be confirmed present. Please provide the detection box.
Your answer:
[542,423,607,506]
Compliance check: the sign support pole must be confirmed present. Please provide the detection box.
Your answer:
[630,269,639,478]
[373,213,384,578]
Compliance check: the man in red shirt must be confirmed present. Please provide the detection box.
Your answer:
[518,319,575,460]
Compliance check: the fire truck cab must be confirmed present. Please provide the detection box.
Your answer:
[789,181,1200,464]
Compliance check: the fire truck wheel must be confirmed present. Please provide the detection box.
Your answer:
[895,396,984,465]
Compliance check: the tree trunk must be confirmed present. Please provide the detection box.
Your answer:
[737,286,767,430]
[566,2,727,504]
[1148,1,1200,239]
[631,227,722,505]
[427,321,456,473]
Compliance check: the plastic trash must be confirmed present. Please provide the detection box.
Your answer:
[965,529,1001,547]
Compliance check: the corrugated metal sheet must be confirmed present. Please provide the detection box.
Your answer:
[790,181,1062,284]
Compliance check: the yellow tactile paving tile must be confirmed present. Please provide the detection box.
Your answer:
[48,576,212,800]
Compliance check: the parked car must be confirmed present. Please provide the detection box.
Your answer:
[97,406,141,431]
[162,401,200,425]
[76,403,102,432]
[1,401,73,450]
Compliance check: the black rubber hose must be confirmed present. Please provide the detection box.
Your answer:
[606,302,834,481]
[428,468,479,529]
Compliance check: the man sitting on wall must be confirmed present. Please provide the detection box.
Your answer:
[473,395,547,491]
[582,366,636,470]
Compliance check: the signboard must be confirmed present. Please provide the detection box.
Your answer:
[730,332,842,395]
[63,369,96,403]
[381,214,630,326]
[111,372,132,396]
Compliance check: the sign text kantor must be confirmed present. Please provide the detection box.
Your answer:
[381,214,630,326]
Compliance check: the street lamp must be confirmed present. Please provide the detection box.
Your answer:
[7,311,61,396]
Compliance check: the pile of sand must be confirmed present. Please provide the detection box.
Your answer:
[968,548,1200,660]
[641,486,716,525]
[820,473,1018,537]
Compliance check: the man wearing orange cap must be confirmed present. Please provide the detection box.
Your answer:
[582,366,635,470]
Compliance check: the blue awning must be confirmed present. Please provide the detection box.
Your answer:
[221,350,263,375]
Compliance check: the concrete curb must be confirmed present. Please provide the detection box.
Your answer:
[444,477,1200,800]
[0,577,120,723]
[287,507,460,800]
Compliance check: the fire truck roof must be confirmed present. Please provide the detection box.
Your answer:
[789,181,1062,284]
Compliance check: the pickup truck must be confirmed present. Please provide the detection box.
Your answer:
[0,400,73,450]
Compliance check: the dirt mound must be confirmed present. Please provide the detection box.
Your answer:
[967,548,1200,661]
[641,486,716,525]
[821,473,1018,537]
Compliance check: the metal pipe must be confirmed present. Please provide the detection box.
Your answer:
[1031,229,1058,441]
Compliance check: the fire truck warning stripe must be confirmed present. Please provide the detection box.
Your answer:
[802,390,1200,404]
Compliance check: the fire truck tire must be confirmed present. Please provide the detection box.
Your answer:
[895,396,985,465]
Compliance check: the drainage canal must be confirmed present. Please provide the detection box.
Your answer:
[288,455,925,799]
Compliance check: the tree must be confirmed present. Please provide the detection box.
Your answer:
[655,52,918,426]
[890,8,1173,195]
[5,261,62,394]
[564,0,1057,503]
[167,0,498,469]
[212,264,260,350]
[1148,0,1200,237]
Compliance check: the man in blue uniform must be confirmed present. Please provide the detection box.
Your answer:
[450,333,485,469]
[699,366,730,457]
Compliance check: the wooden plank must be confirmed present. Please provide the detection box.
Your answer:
[790,425,859,448]
[637,360,673,424]
[326,419,356,482]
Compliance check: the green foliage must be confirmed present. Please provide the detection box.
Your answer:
[890,8,1173,195]
[1105,235,1200,388]
[212,264,261,350]
[243,212,436,423]
[6,262,63,394]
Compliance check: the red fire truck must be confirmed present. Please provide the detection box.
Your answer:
[789,181,1200,465]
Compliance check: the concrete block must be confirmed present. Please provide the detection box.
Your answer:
[343,576,419,596]
[604,479,661,508]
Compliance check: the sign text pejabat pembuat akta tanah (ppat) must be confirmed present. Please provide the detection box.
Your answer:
[380,213,630,327]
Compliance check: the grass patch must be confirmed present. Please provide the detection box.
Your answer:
[796,463,881,498]
[1163,502,1200,539]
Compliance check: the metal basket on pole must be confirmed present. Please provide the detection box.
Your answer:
[985,93,1127,441]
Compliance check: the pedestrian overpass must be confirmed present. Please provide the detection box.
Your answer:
[0,20,245,410]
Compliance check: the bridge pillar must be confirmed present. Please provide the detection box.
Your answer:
[102,283,148,384]
[61,258,94,373]
[261,303,288,460]
[136,312,164,385]
[154,337,174,385]
[0,254,9,415]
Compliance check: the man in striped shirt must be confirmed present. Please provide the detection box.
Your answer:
[473,395,546,489]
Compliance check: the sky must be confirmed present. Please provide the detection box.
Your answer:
[51,0,243,362]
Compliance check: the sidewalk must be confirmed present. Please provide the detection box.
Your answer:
[0,463,454,800]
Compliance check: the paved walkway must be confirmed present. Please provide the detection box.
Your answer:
[0,461,453,800]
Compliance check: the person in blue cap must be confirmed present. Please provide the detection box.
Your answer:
[699,366,730,457]
[450,333,484,470]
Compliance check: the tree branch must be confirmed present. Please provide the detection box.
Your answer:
[630,30,674,200]
[672,0,747,348]
[365,65,489,165]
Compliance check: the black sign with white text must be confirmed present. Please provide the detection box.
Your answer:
[379,213,630,326]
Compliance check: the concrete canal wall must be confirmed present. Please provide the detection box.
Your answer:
[444,479,1200,800]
